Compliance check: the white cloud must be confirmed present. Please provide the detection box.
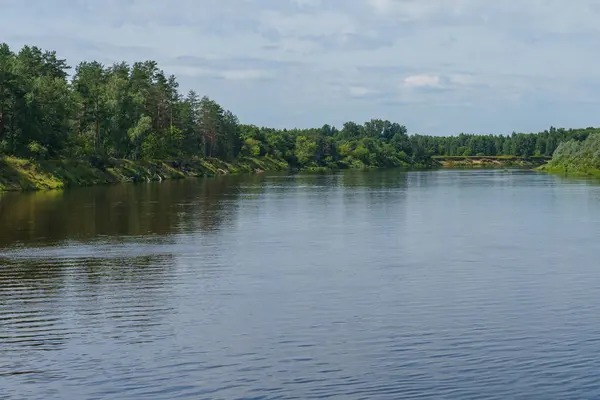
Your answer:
[403,74,441,88]
[449,74,476,86]
[365,0,473,20]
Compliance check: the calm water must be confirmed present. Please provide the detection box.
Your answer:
[2,169,600,399]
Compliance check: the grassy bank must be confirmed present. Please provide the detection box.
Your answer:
[0,154,552,192]
[537,164,600,178]
[0,156,289,191]
[537,161,600,177]
[433,156,550,169]
[0,153,439,192]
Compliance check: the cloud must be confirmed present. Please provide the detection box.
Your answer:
[220,69,267,81]
[164,65,269,81]
[260,10,357,38]
[364,0,600,34]
[365,0,472,21]
[403,74,441,89]
[290,0,323,9]
[448,74,475,86]
[348,86,377,97]
[401,73,481,91]
[1,0,600,134]
[366,0,395,13]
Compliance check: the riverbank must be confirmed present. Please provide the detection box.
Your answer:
[536,164,600,178]
[433,156,550,169]
[0,155,553,192]
[0,156,289,191]
[535,133,600,177]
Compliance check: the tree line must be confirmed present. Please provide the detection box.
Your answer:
[1,43,598,169]
[410,127,599,158]
[0,43,243,162]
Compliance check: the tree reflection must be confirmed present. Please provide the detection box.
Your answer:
[0,176,266,248]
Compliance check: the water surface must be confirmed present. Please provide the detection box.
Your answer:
[2,170,600,399]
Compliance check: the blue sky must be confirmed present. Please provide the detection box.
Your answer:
[2,0,600,135]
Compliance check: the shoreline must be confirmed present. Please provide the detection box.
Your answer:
[0,156,288,192]
[535,164,600,178]
[433,156,550,169]
[0,155,552,192]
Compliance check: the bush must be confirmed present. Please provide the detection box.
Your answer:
[27,141,49,160]
[546,133,600,172]
[241,138,261,157]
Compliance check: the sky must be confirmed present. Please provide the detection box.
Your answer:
[2,0,600,135]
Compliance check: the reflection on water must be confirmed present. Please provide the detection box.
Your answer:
[3,169,600,399]
[0,175,257,247]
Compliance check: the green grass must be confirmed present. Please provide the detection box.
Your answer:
[0,154,295,192]
[0,153,556,192]
[0,156,291,192]
[537,164,600,178]
[8,151,541,192]
[0,156,65,191]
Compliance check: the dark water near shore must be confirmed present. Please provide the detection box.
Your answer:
[2,169,600,399]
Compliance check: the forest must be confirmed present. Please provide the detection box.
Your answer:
[2,43,600,171]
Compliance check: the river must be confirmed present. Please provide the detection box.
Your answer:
[2,169,600,399]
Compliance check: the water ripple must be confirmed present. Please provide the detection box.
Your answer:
[2,170,600,398]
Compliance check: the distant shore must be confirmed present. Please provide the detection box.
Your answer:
[433,156,550,169]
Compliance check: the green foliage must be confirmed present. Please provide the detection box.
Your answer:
[0,41,597,177]
[127,115,152,159]
[26,141,48,160]
[0,43,243,162]
[295,136,318,166]
[141,133,161,160]
[544,133,600,174]
[241,138,261,157]
[409,127,598,159]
